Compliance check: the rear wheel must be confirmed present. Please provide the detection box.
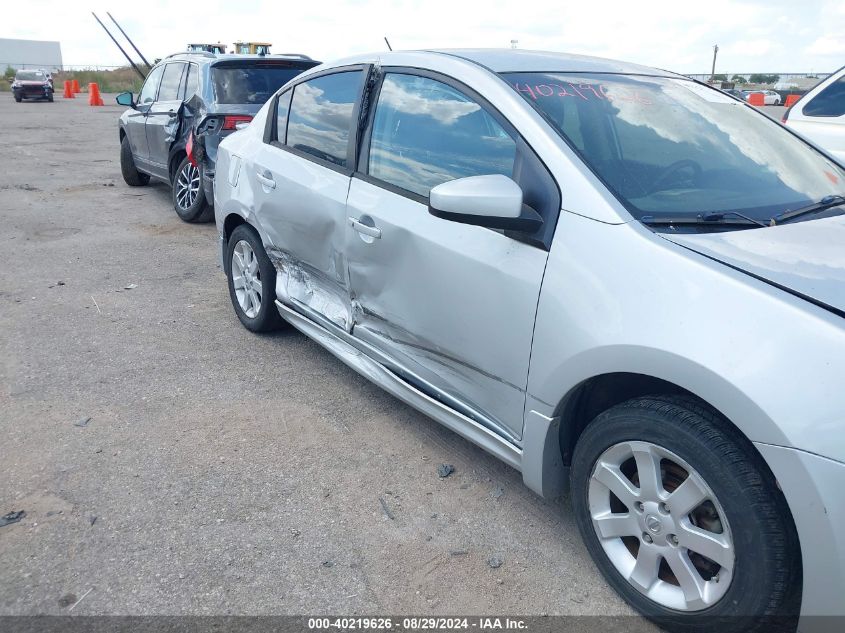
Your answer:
[571,396,800,633]
[225,224,285,333]
[172,156,213,223]
[120,136,150,186]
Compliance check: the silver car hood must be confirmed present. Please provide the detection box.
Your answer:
[662,215,845,316]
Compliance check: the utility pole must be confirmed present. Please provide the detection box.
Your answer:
[711,44,719,81]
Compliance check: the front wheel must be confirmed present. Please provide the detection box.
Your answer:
[571,396,800,633]
[172,156,213,223]
[225,224,285,333]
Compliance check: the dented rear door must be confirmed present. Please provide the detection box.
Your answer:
[250,70,365,331]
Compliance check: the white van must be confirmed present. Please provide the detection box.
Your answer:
[783,65,845,162]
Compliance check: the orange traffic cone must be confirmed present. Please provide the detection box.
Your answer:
[63,80,74,99]
[71,79,81,93]
[88,83,104,106]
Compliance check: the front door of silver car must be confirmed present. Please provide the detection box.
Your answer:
[249,69,365,330]
[345,71,554,439]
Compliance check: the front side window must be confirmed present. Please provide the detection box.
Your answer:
[157,63,185,101]
[286,71,362,167]
[803,75,845,117]
[504,72,845,226]
[138,64,165,105]
[367,74,516,197]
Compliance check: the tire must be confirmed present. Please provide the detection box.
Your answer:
[47,93,53,102]
[14,94,22,103]
[571,395,801,633]
[172,156,213,223]
[225,224,285,333]
[120,136,150,187]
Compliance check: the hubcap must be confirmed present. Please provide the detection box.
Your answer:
[588,441,734,611]
[176,162,200,210]
[231,240,262,318]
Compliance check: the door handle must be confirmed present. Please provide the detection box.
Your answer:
[348,217,381,239]
[256,170,276,189]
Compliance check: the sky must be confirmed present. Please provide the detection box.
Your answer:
[3,0,845,74]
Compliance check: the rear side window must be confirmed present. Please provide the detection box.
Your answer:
[181,64,199,100]
[158,63,185,101]
[803,75,845,117]
[275,90,292,143]
[286,71,362,167]
[212,63,307,105]
[138,64,165,104]
[367,73,516,197]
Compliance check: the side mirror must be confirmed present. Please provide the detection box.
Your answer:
[428,174,543,232]
[116,91,136,108]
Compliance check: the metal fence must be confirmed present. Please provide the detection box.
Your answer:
[686,72,831,82]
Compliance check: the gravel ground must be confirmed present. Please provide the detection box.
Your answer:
[0,94,639,618]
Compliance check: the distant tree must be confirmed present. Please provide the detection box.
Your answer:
[749,73,780,84]
[731,74,747,84]
[4,66,15,81]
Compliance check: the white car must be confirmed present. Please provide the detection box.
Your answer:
[744,89,781,105]
[783,65,845,162]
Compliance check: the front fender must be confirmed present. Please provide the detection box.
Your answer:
[528,212,845,461]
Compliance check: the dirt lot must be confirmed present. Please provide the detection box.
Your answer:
[0,95,637,617]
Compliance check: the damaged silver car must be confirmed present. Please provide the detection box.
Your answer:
[214,50,845,633]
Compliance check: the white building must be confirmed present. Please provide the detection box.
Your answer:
[0,38,63,72]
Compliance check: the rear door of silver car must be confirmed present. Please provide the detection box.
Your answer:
[249,68,366,330]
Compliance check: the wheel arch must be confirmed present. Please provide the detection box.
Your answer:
[168,146,188,184]
[522,344,795,502]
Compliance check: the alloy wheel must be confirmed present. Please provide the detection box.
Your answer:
[588,440,734,611]
[231,240,262,318]
[176,162,200,210]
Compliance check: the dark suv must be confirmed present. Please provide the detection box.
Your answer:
[11,69,54,102]
[116,52,319,222]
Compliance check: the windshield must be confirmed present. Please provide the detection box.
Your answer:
[503,73,845,226]
[211,63,307,104]
[16,71,46,81]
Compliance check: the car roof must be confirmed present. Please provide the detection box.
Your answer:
[326,48,682,78]
[162,52,314,66]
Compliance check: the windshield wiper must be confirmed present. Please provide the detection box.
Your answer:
[769,195,845,226]
[641,211,767,228]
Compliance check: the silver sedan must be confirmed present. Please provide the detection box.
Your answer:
[214,49,845,633]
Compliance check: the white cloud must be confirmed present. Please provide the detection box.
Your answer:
[2,0,842,74]
[805,35,845,57]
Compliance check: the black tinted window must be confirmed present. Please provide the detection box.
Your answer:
[287,71,362,167]
[275,90,292,143]
[158,63,184,101]
[212,64,306,105]
[803,75,845,117]
[138,65,164,104]
[367,74,516,197]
